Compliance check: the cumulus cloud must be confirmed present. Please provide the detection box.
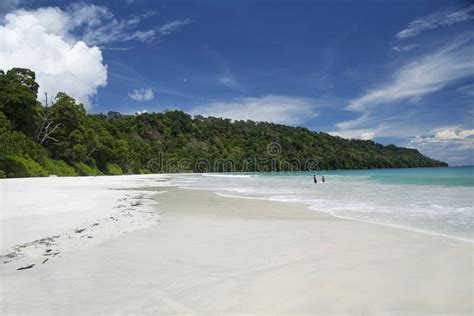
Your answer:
[410,128,474,147]
[0,7,107,107]
[128,88,154,101]
[433,128,474,141]
[190,95,318,125]
[396,5,474,39]
[408,127,474,165]
[0,4,192,108]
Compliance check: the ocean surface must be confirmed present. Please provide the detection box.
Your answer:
[173,167,474,242]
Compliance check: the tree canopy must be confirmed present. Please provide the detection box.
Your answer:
[0,68,447,178]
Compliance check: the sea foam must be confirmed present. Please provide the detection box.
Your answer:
[174,168,474,242]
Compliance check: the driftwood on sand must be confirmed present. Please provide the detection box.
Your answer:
[17,264,35,271]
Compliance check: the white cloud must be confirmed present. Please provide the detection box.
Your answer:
[134,109,148,115]
[459,129,474,138]
[396,5,474,39]
[190,95,318,125]
[332,112,413,140]
[410,127,474,147]
[359,131,376,140]
[348,36,474,112]
[329,128,377,140]
[156,19,193,36]
[433,128,474,141]
[434,128,460,140]
[0,4,191,108]
[208,49,246,92]
[0,7,107,107]
[214,55,245,92]
[457,84,474,97]
[64,4,190,46]
[333,31,473,144]
[217,75,244,92]
[336,113,370,131]
[408,127,474,165]
[128,88,154,101]
[66,4,167,46]
[392,44,417,52]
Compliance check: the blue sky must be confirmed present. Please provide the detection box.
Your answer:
[0,0,473,165]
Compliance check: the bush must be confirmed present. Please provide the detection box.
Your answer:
[0,155,48,178]
[42,159,78,176]
[106,163,122,175]
[74,162,102,176]
[0,170,6,178]
[137,168,150,174]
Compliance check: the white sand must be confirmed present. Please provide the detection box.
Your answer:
[1,181,473,314]
[0,175,169,270]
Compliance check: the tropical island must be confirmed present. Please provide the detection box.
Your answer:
[0,68,447,178]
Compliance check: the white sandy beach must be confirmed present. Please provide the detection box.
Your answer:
[0,175,473,315]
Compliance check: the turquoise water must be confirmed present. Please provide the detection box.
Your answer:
[174,167,474,241]
[257,167,474,187]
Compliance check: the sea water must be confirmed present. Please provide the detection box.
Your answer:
[173,167,474,242]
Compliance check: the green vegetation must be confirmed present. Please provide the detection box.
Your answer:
[74,162,102,176]
[42,159,78,176]
[106,163,123,176]
[0,155,48,178]
[0,67,447,178]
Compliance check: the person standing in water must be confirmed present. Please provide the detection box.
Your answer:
[313,175,317,183]
[322,176,325,183]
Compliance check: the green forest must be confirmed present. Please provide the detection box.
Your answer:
[0,68,447,178]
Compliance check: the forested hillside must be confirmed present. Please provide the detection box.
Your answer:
[0,68,447,178]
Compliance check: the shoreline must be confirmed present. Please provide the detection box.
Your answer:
[179,186,474,244]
